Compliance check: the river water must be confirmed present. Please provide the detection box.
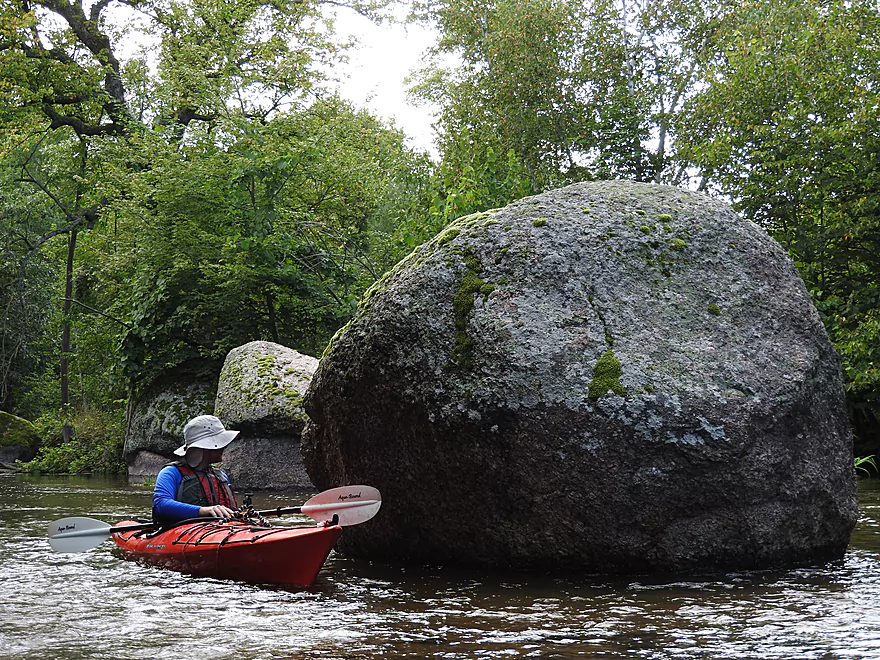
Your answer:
[3,473,880,659]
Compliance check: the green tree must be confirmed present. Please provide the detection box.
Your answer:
[410,0,588,217]
[94,99,431,389]
[0,141,60,416]
[0,0,431,442]
[678,0,880,447]
[409,0,724,219]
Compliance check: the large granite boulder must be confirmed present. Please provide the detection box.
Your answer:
[215,341,316,491]
[125,363,218,481]
[0,412,40,467]
[302,180,858,574]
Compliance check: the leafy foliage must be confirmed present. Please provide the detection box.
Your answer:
[0,0,430,416]
[93,99,432,389]
[679,0,880,445]
[855,455,878,478]
[409,0,723,220]
[22,407,127,474]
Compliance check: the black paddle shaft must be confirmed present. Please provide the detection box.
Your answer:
[255,506,303,517]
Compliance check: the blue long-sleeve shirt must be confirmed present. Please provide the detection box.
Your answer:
[152,465,233,523]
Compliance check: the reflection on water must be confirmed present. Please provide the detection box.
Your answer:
[3,474,880,659]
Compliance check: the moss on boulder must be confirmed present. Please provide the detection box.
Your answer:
[215,341,316,436]
[0,412,40,448]
[0,412,40,466]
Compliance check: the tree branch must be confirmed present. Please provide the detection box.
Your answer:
[22,219,84,258]
[41,92,101,106]
[89,0,113,23]
[36,0,133,129]
[61,297,132,328]
[42,104,126,136]
[19,162,76,222]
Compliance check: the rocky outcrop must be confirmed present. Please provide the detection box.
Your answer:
[0,411,40,467]
[215,341,316,491]
[124,363,218,481]
[127,450,171,480]
[302,180,858,575]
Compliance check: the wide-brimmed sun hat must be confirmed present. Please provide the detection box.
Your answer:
[173,415,239,456]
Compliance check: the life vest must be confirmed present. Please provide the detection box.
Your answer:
[173,461,237,509]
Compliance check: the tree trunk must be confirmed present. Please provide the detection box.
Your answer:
[266,290,280,343]
[61,227,78,443]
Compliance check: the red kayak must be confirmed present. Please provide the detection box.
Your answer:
[111,519,343,586]
[48,486,380,585]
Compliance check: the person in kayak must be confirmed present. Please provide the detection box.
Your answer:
[152,415,240,525]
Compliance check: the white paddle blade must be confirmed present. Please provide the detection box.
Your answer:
[302,485,382,526]
[47,517,113,553]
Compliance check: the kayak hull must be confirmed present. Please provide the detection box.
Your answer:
[112,519,343,586]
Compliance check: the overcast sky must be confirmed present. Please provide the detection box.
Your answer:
[109,3,441,155]
[329,10,440,157]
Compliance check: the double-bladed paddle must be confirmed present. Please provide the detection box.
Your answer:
[47,484,381,554]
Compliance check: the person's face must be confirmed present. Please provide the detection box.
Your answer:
[205,448,224,464]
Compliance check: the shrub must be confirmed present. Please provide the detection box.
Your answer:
[22,407,126,474]
[855,455,878,478]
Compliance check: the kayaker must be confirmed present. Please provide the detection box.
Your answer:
[152,415,240,525]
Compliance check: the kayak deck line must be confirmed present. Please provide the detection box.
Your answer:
[154,523,316,547]
[114,511,342,545]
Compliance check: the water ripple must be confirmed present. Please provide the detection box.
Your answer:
[4,474,880,659]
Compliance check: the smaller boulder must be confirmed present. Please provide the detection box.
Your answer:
[215,341,317,491]
[0,412,40,467]
[125,362,219,479]
[219,437,313,493]
[127,450,170,484]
